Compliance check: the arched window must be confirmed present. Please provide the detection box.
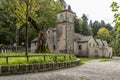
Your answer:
[78,45,81,50]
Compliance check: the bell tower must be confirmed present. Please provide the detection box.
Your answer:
[56,9,76,54]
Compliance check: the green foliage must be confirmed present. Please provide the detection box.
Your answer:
[80,58,98,63]
[74,14,113,37]
[74,18,82,33]
[81,14,90,36]
[110,1,120,56]
[110,2,120,30]
[99,59,111,62]
[80,58,112,63]
[0,0,63,49]
[96,27,112,43]
[0,53,77,65]
[0,9,16,44]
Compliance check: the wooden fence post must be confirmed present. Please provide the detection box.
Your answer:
[6,56,8,64]
[44,55,45,62]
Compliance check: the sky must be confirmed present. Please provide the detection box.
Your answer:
[56,0,120,26]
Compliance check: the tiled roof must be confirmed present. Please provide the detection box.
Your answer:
[48,28,56,31]
[74,33,92,42]
[96,39,101,43]
[79,36,92,42]
[74,33,83,40]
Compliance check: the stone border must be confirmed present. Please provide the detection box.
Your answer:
[0,59,80,75]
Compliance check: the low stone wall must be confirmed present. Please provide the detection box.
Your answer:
[0,59,80,75]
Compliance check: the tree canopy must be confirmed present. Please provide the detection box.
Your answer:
[0,0,63,53]
[96,27,112,43]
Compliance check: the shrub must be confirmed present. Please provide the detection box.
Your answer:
[0,53,77,65]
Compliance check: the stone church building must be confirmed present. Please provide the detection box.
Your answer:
[31,9,112,58]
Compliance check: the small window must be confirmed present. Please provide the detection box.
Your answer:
[78,45,81,50]
[53,45,56,50]
[35,42,37,45]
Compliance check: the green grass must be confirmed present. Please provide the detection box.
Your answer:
[80,57,112,64]
[80,58,99,62]
[0,52,77,66]
[99,59,111,62]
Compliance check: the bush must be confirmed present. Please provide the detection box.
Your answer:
[0,53,77,65]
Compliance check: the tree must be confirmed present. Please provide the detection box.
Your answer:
[116,31,120,55]
[91,20,101,37]
[109,27,117,55]
[0,8,16,45]
[88,20,93,36]
[110,2,120,29]
[0,0,63,53]
[81,14,90,36]
[89,20,113,37]
[74,18,82,33]
[100,20,106,27]
[110,1,120,55]
[105,23,113,31]
[96,27,112,43]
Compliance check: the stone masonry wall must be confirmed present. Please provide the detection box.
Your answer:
[0,59,80,76]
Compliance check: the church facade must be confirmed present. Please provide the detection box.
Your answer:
[31,9,112,58]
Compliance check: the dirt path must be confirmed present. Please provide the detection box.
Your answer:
[0,60,120,80]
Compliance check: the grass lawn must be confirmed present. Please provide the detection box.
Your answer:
[99,59,112,62]
[80,57,112,63]
[0,52,77,66]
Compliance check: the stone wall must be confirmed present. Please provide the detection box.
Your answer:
[88,38,97,57]
[31,41,37,52]
[56,10,75,54]
[46,28,57,52]
[0,59,80,75]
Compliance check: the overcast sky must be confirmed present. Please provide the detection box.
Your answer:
[58,0,120,26]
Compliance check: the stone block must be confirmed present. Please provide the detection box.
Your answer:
[9,65,18,74]
[18,65,26,73]
[49,63,53,70]
[1,66,9,74]
[33,64,40,72]
[27,64,33,73]
[0,59,80,75]
[40,64,46,72]
[53,63,58,69]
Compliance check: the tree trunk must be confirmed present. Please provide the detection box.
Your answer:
[28,16,49,53]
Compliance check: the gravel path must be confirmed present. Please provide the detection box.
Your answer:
[0,60,120,80]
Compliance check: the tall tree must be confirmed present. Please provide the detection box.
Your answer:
[81,14,90,36]
[110,1,120,29]
[91,20,101,37]
[110,1,120,55]
[74,18,82,33]
[109,27,117,55]
[0,0,63,53]
[0,7,16,45]
[96,27,112,43]
[88,20,93,36]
